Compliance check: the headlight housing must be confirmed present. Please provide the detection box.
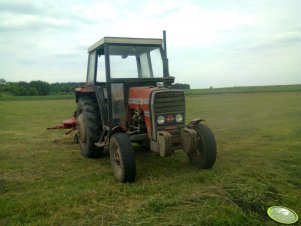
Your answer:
[175,114,183,123]
[157,115,165,124]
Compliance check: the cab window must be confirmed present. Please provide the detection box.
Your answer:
[87,51,96,83]
[109,45,163,79]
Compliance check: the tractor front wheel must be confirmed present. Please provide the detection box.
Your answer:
[110,133,136,182]
[187,123,217,169]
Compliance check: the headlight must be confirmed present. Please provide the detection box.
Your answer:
[157,115,165,124]
[175,114,183,123]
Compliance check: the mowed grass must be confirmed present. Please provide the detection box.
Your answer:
[0,92,300,225]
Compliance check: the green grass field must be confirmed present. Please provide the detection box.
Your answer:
[1,90,301,225]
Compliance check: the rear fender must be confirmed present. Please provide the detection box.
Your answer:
[75,86,96,103]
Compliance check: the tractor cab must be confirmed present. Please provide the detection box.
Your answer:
[75,32,217,183]
[76,36,175,128]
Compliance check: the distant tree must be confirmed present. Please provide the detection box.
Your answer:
[28,87,39,96]
[49,82,83,94]
[18,86,28,96]
[0,78,6,85]
[5,83,19,96]
[0,79,4,96]
[30,80,50,95]
[1,80,84,96]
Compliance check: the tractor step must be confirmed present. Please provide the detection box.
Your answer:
[129,133,148,141]
[94,142,106,148]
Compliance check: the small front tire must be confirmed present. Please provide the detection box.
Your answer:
[110,133,136,182]
[187,123,217,169]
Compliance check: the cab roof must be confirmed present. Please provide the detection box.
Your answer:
[88,37,163,53]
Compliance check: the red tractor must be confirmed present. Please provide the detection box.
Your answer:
[74,31,216,182]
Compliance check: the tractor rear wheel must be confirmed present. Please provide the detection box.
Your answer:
[187,123,216,169]
[77,96,102,158]
[110,133,136,182]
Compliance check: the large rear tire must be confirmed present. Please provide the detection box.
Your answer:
[187,123,217,169]
[110,133,136,182]
[77,96,102,158]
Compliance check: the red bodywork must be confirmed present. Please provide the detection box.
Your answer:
[128,86,164,138]
[49,86,166,138]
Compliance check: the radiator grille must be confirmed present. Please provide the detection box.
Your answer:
[154,91,185,114]
[152,91,185,147]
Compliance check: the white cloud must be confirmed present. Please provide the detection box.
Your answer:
[0,0,301,88]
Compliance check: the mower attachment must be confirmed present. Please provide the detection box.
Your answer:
[47,117,77,135]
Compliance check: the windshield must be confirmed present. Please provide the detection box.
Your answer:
[109,45,163,79]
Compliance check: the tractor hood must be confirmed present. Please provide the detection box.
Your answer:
[128,86,166,109]
[128,86,185,141]
[128,86,167,138]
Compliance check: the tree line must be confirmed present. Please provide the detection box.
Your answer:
[0,79,83,96]
[0,79,190,97]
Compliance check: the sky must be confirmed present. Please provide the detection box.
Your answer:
[0,0,301,88]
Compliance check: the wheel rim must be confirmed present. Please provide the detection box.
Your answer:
[113,146,121,166]
[111,142,123,180]
[77,113,86,143]
[188,132,204,166]
[109,134,136,182]
[196,135,203,156]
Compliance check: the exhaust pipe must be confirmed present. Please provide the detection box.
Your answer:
[163,30,170,76]
[163,30,167,58]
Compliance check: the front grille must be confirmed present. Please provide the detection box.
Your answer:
[152,90,185,147]
[154,91,185,114]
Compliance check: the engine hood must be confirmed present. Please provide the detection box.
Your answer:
[128,86,167,108]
